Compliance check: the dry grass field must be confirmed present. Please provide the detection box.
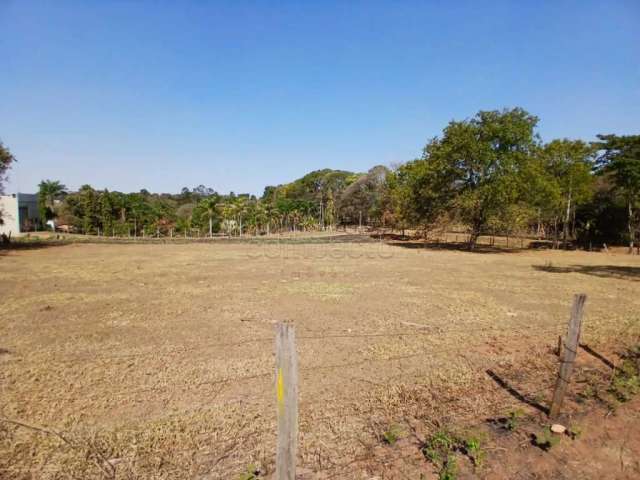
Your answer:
[1,236,639,479]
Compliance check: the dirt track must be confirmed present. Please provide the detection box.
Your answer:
[1,239,639,478]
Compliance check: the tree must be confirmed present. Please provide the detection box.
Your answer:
[78,185,100,234]
[176,203,196,236]
[37,179,67,228]
[195,195,220,237]
[338,165,388,227]
[98,190,115,235]
[264,202,279,235]
[0,141,15,195]
[391,108,540,248]
[538,140,595,246]
[324,187,335,230]
[594,134,640,253]
[574,176,628,249]
[234,196,248,236]
[0,141,16,227]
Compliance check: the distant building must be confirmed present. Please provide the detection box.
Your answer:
[0,193,41,236]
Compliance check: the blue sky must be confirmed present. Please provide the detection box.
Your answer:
[1,0,639,195]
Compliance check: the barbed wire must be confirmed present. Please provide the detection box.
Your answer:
[1,322,566,368]
[3,336,564,407]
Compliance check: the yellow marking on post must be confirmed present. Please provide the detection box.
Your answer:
[277,367,285,412]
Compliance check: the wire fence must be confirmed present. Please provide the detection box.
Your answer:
[0,297,627,480]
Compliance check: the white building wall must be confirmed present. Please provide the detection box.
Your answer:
[0,195,19,236]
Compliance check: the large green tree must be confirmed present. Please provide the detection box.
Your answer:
[538,139,595,245]
[595,134,640,253]
[393,108,540,248]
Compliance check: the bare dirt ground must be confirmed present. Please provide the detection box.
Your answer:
[1,236,639,479]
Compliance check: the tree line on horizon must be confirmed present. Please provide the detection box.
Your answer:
[2,107,639,252]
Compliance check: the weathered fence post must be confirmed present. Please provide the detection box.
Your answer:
[275,323,298,480]
[549,294,587,419]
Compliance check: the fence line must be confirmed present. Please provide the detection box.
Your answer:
[2,323,566,367]
[4,293,622,480]
[8,334,564,407]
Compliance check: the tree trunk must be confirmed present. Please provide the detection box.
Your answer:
[563,188,572,248]
[468,215,484,250]
[629,198,635,254]
[468,230,479,250]
[209,216,213,237]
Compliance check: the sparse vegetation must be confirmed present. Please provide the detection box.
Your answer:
[422,430,459,479]
[533,426,562,451]
[567,424,583,440]
[382,424,404,445]
[608,346,640,403]
[238,464,261,480]
[460,431,486,467]
[505,409,524,432]
[422,428,486,478]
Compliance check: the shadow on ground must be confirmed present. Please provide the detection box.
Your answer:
[380,235,518,254]
[579,344,616,369]
[0,240,69,255]
[533,264,640,281]
[486,369,549,415]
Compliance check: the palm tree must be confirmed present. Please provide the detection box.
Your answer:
[290,209,301,233]
[199,197,218,237]
[300,215,316,231]
[38,179,67,228]
[264,203,277,235]
[254,204,267,235]
[218,202,234,236]
[233,197,248,237]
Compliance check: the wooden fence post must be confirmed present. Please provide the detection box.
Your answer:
[275,323,298,480]
[549,294,587,419]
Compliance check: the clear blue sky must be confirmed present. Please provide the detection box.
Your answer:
[1,0,638,196]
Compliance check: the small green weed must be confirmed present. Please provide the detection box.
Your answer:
[238,464,260,480]
[439,456,457,480]
[567,424,582,440]
[423,430,458,479]
[506,409,524,431]
[422,428,486,479]
[423,430,456,465]
[608,357,640,403]
[533,427,561,451]
[461,431,486,467]
[382,424,404,445]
